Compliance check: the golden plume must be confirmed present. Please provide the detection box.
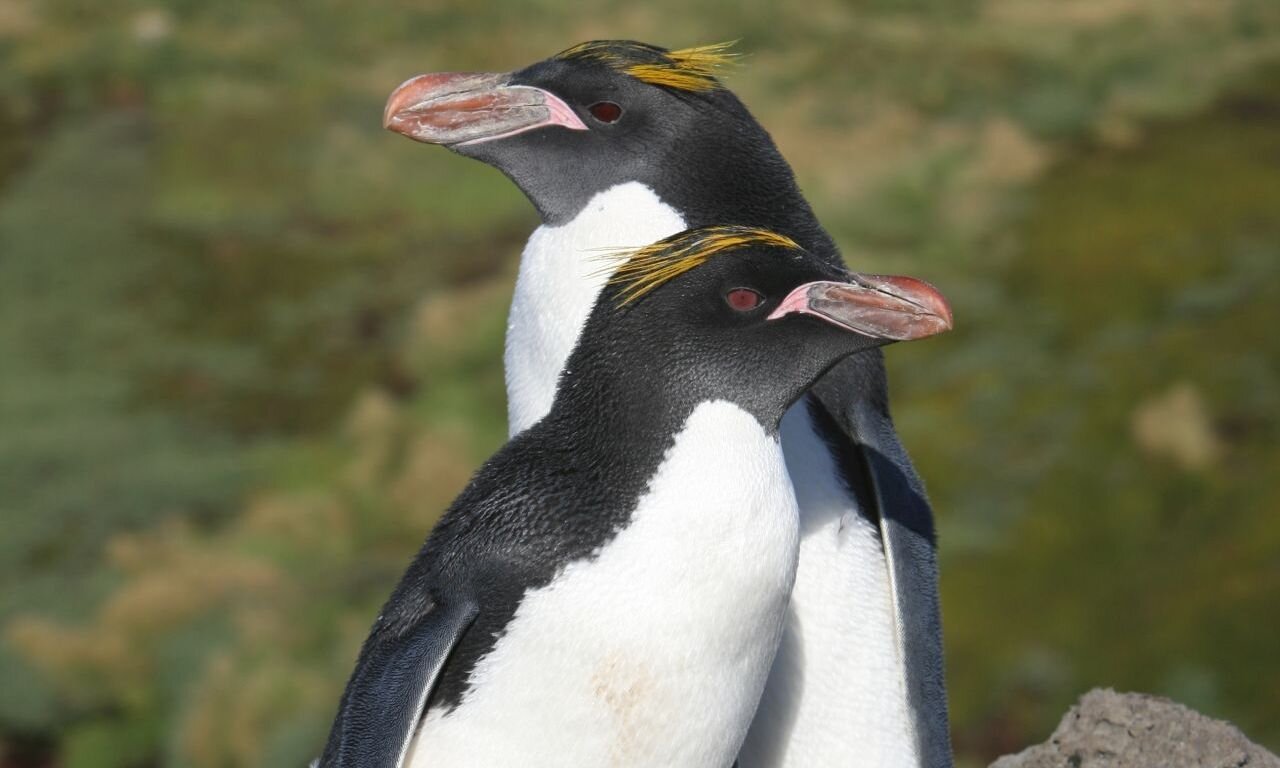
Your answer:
[605,225,800,306]
[556,40,738,92]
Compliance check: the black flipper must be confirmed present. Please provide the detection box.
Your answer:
[319,599,479,768]
[811,357,954,768]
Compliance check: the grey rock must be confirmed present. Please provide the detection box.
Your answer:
[991,688,1279,768]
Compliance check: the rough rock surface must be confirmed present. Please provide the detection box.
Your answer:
[991,688,1280,768]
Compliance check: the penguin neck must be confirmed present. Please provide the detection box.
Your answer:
[543,311,849,444]
[504,182,688,435]
[543,349,694,450]
[659,130,839,264]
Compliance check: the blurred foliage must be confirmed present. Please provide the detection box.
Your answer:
[1,1,1278,766]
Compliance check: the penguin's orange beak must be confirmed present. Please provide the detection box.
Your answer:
[768,275,953,341]
[384,72,587,146]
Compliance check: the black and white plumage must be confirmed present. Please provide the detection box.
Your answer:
[318,229,951,768]
[383,40,954,766]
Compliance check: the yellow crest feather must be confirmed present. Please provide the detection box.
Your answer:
[556,40,739,92]
[605,225,800,306]
[626,42,739,92]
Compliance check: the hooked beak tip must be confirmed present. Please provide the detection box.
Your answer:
[383,76,419,129]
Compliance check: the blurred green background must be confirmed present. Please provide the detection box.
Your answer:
[2,1,1278,766]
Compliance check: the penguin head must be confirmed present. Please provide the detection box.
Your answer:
[384,41,781,224]
[566,226,953,430]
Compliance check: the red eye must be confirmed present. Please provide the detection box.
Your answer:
[588,101,623,123]
[726,288,765,312]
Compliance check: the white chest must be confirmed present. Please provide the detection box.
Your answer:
[408,401,800,768]
[738,405,916,767]
[504,182,686,435]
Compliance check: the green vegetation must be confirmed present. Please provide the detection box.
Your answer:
[1,1,1277,766]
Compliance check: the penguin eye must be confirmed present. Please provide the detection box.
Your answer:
[725,288,765,312]
[588,101,623,123]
